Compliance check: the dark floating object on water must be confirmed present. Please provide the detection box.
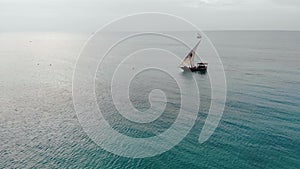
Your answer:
[189,62,208,72]
[180,34,207,73]
[49,64,52,66]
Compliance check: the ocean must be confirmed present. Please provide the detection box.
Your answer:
[0,31,299,168]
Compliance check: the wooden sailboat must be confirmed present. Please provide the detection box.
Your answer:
[180,34,208,72]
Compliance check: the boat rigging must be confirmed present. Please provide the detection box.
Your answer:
[179,34,208,72]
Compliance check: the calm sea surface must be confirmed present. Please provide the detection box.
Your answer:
[0,31,299,168]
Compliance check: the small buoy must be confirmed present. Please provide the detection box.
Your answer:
[37,63,39,65]
[49,64,52,66]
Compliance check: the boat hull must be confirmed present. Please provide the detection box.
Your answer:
[181,66,207,73]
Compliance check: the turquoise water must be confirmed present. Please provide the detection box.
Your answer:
[0,31,299,168]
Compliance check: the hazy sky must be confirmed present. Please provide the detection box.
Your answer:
[1,0,300,32]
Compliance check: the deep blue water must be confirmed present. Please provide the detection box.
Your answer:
[0,31,299,168]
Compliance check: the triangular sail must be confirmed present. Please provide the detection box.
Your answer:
[180,35,202,68]
[180,50,195,67]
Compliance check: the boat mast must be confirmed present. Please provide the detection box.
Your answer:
[193,34,202,51]
[190,35,202,67]
[180,34,202,68]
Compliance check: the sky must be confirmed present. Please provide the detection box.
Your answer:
[0,0,300,32]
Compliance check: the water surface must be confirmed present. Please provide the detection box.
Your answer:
[0,31,299,168]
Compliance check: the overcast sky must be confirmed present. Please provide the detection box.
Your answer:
[0,0,300,32]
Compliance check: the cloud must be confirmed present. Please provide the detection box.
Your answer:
[0,0,299,31]
[269,0,300,6]
[184,0,243,8]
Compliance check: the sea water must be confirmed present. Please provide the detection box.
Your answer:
[0,31,299,168]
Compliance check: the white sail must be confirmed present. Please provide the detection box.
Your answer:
[180,50,195,67]
[180,35,202,68]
